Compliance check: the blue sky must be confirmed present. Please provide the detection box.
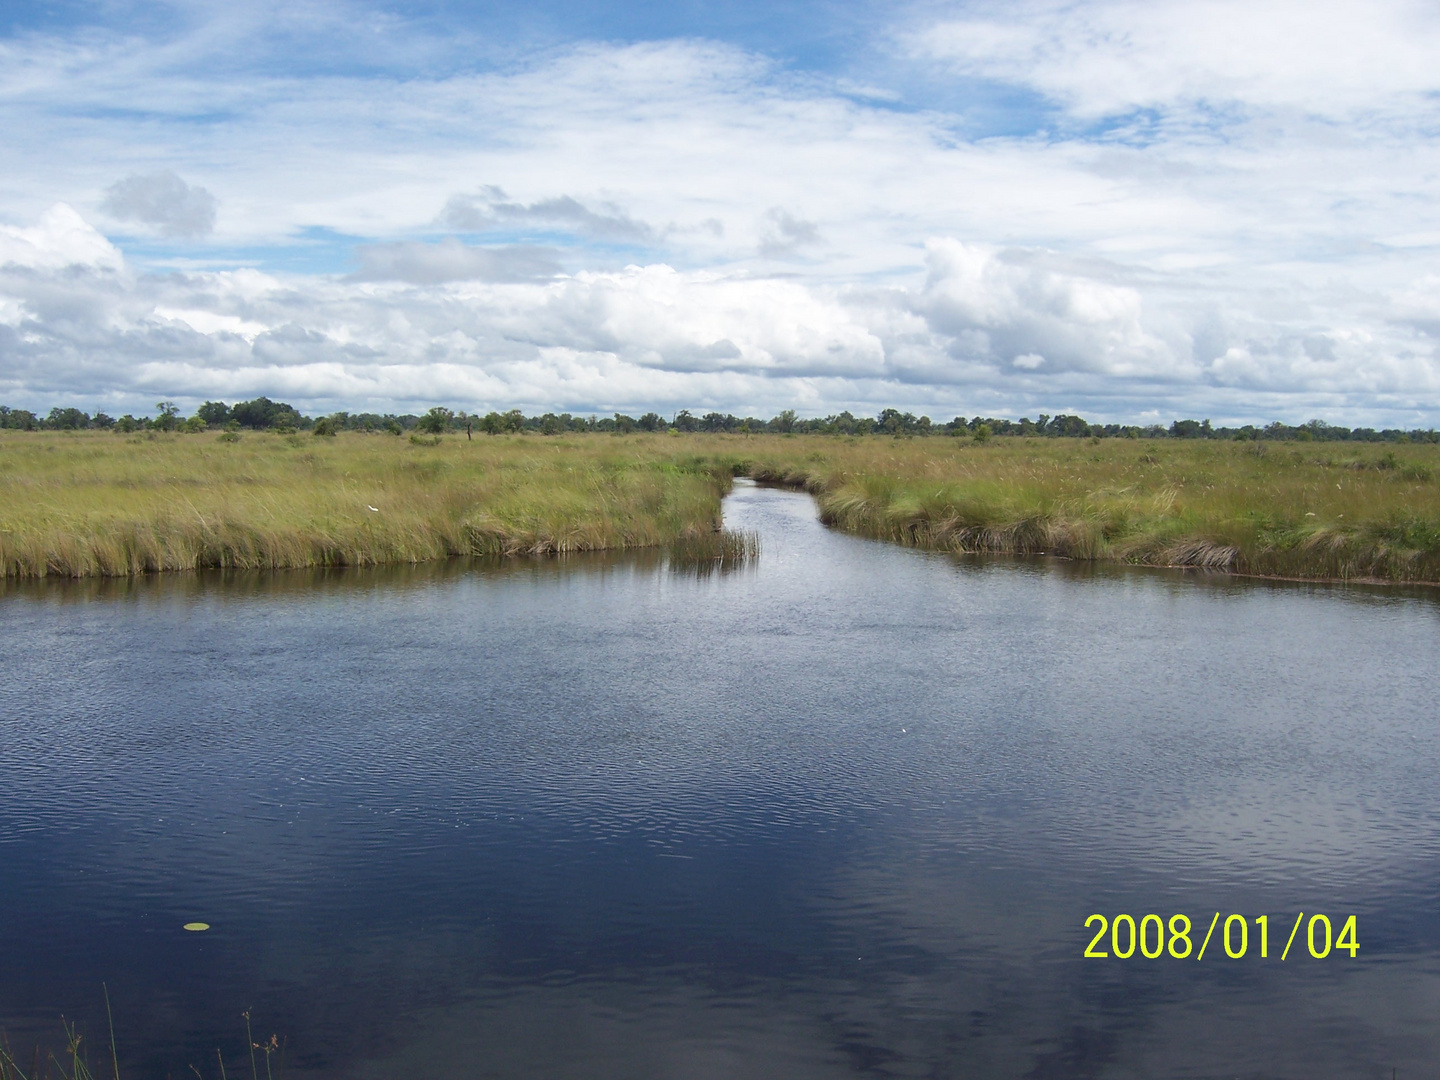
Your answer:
[2,0,1439,423]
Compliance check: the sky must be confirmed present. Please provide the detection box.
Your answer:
[1,0,1439,424]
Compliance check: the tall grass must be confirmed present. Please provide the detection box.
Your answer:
[742,436,1440,583]
[4,430,1438,582]
[0,431,742,578]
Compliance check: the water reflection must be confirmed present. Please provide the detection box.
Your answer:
[1,482,1437,1078]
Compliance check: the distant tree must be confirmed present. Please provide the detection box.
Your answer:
[197,401,231,426]
[1049,414,1092,438]
[673,409,699,432]
[417,407,454,434]
[91,412,116,429]
[45,407,90,430]
[637,412,663,432]
[773,409,797,434]
[877,408,919,435]
[230,397,302,430]
[312,417,337,437]
[502,409,525,433]
[614,413,637,433]
[116,414,138,433]
[155,402,180,432]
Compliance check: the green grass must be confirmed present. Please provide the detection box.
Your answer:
[3,430,1439,583]
[0,430,747,578]
[741,435,1440,583]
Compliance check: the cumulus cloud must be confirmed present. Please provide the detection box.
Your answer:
[438,187,655,242]
[0,204,124,273]
[102,171,217,237]
[917,239,1182,379]
[2,195,1438,424]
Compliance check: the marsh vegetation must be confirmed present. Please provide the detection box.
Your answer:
[0,431,741,577]
[2,430,1437,582]
[746,436,1440,583]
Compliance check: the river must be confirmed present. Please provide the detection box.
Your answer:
[2,480,1438,1078]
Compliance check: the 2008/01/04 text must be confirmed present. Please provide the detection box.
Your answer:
[1084,913,1358,960]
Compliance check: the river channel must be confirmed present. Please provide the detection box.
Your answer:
[2,480,1438,1078]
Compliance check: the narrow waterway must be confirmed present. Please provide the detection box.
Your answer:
[2,481,1438,1078]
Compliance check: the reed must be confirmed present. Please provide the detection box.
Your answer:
[0,431,739,578]
[3,430,1438,583]
[0,1003,279,1080]
[742,436,1440,583]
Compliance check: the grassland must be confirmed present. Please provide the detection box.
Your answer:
[3,429,1439,583]
[0,430,745,578]
[743,435,1440,583]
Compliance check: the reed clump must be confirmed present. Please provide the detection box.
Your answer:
[666,527,760,574]
[743,436,1440,583]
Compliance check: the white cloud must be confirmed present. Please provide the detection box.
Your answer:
[909,0,1440,120]
[1,201,1436,423]
[0,9,1439,424]
[0,204,123,273]
[917,239,1183,378]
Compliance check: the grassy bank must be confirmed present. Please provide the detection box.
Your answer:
[742,436,1440,583]
[0,430,746,578]
[3,430,1439,583]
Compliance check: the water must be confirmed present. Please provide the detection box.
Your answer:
[2,481,1438,1078]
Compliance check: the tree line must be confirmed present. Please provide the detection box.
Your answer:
[2,400,1437,444]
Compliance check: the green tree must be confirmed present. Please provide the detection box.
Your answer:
[45,407,90,430]
[417,407,454,434]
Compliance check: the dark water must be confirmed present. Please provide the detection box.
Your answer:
[3,481,1439,1079]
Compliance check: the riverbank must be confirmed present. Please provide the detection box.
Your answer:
[3,431,1438,582]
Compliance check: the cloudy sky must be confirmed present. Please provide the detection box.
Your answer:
[2,0,1438,423]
